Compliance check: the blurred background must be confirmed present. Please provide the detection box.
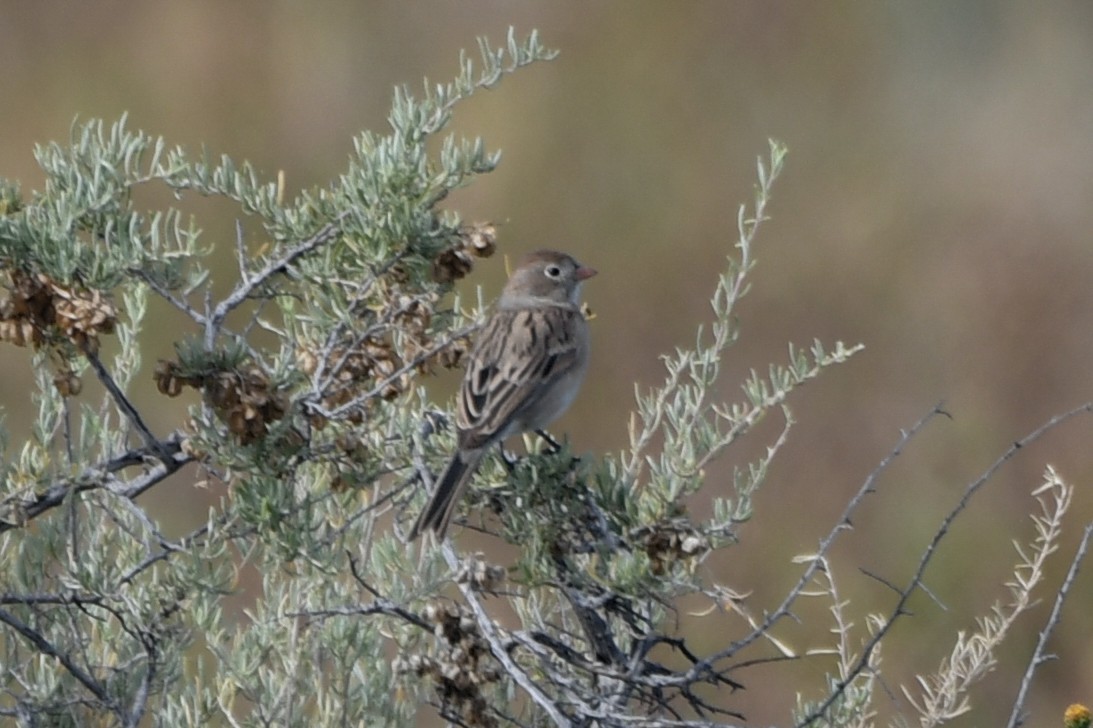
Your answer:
[2,2,1092,725]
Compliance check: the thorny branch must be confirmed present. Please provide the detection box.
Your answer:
[1007,522,1093,728]
[645,403,948,699]
[796,401,1093,727]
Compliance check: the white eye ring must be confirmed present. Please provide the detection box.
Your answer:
[544,264,563,279]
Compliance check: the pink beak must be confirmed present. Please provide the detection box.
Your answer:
[575,265,598,281]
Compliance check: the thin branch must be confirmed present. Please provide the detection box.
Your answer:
[124,646,155,728]
[548,549,627,667]
[679,404,949,687]
[206,214,347,349]
[797,401,1093,727]
[133,269,209,326]
[313,290,430,395]
[441,542,571,727]
[1007,522,1093,728]
[309,250,410,389]
[0,592,108,607]
[117,521,212,587]
[234,219,250,288]
[81,345,170,459]
[286,604,432,632]
[0,607,116,711]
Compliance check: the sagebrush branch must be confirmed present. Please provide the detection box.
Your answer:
[0,436,190,535]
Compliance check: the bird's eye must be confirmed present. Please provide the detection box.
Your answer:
[544,264,562,279]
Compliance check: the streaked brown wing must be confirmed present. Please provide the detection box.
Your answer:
[456,307,581,451]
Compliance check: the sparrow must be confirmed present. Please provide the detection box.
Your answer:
[409,249,596,539]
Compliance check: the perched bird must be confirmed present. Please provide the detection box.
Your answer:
[409,249,597,540]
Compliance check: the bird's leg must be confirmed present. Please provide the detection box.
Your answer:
[496,443,518,473]
[535,429,563,454]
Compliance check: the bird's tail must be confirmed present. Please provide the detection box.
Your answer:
[408,450,482,541]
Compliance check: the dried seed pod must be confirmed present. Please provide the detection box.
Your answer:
[432,247,474,284]
[52,369,82,397]
[460,222,497,258]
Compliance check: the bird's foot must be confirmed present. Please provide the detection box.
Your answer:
[496,444,518,473]
[535,429,563,454]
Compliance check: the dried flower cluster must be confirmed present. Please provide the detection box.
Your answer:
[52,368,82,397]
[394,293,471,374]
[432,222,497,284]
[633,517,711,575]
[297,292,469,427]
[297,337,403,425]
[0,269,117,353]
[292,221,497,426]
[154,359,288,444]
[399,602,501,727]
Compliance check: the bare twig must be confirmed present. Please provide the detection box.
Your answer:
[286,604,432,633]
[81,345,170,459]
[206,214,346,349]
[678,404,949,689]
[797,401,1093,727]
[117,520,214,587]
[0,592,108,607]
[133,269,209,325]
[1007,522,1093,728]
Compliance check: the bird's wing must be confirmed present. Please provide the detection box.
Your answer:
[456,307,583,451]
